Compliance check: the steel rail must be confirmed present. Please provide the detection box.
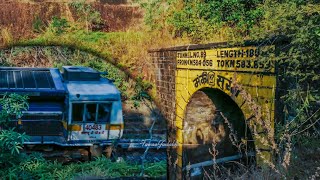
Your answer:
[183,151,256,171]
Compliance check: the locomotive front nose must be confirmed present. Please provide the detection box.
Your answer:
[64,66,123,144]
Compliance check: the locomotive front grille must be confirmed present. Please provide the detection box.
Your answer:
[12,120,63,136]
[22,114,62,121]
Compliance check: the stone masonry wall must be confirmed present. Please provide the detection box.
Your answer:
[149,50,177,130]
[149,50,179,179]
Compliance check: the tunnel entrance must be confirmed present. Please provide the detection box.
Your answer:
[182,88,255,178]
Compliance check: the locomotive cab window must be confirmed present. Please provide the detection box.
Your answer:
[85,104,97,122]
[72,103,84,122]
[98,103,112,122]
[71,103,112,123]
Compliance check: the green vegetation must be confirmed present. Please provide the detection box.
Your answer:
[0,0,319,178]
[70,0,102,32]
[137,0,320,178]
[136,0,320,131]
[13,0,317,109]
[0,155,166,179]
[139,0,264,42]
[49,17,70,35]
[0,94,29,168]
[0,94,29,126]
[139,0,320,127]
[32,15,45,33]
[0,94,165,178]
[0,129,28,167]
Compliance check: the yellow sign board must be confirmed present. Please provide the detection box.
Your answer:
[176,46,275,73]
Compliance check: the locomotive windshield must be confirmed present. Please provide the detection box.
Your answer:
[71,103,112,123]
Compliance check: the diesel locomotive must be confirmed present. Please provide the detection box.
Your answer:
[0,66,123,152]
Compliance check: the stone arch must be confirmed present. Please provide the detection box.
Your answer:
[182,87,255,175]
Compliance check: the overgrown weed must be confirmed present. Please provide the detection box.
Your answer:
[0,156,166,179]
[0,28,14,46]
[197,81,319,179]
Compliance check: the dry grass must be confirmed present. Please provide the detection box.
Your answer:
[182,79,317,179]
[105,26,190,80]
[232,81,289,175]
[0,28,14,47]
[198,80,319,179]
[5,0,96,4]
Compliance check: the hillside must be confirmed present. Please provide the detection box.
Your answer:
[0,0,142,44]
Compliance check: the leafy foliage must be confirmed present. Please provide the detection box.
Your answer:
[0,94,29,168]
[32,15,45,33]
[0,93,29,126]
[0,156,166,179]
[249,1,320,140]
[137,0,171,31]
[131,77,152,107]
[49,17,70,35]
[138,0,263,42]
[70,0,102,32]
[0,129,28,167]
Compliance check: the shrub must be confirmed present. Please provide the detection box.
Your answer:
[0,94,29,168]
[49,17,70,35]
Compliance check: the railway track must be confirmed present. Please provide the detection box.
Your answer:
[20,115,168,164]
[24,138,168,165]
